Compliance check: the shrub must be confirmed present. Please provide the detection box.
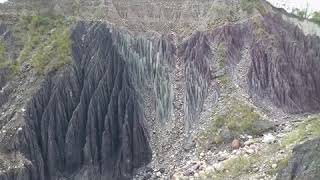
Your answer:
[311,11,320,25]
[198,98,261,147]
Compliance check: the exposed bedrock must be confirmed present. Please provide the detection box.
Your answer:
[0,22,177,180]
[277,138,320,180]
[0,11,320,180]
[248,14,320,113]
[183,13,320,113]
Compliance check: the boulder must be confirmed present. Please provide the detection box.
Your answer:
[277,138,320,180]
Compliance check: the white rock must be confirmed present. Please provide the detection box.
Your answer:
[21,108,26,112]
[205,166,215,173]
[17,127,23,131]
[194,173,199,178]
[213,163,224,172]
[200,152,205,157]
[198,170,205,176]
[245,148,255,154]
[244,139,254,146]
[156,172,162,177]
[262,134,276,144]
[271,164,278,169]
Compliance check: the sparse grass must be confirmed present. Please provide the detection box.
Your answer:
[266,155,291,176]
[206,155,261,180]
[198,98,260,147]
[217,42,227,69]
[207,5,240,29]
[224,155,260,174]
[217,74,231,87]
[200,116,320,179]
[0,40,8,69]
[203,143,290,179]
[252,17,270,39]
[15,15,73,75]
[281,117,320,148]
[240,0,266,14]
[0,40,19,73]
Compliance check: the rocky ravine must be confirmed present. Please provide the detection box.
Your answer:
[0,0,320,180]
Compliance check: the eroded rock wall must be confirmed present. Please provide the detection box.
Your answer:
[0,21,176,180]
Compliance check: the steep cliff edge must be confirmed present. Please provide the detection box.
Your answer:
[0,0,319,180]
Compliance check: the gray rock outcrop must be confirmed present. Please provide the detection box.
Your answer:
[277,138,320,180]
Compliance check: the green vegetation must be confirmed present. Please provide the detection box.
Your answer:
[207,5,240,29]
[291,4,320,26]
[240,0,265,14]
[217,42,227,69]
[221,100,260,135]
[311,11,320,25]
[215,155,260,179]
[0,40,18,73]
[199,98,260,146]
[292,7,310,19]
[0,40,8,68]
[202,143,290,179]
[15,15,73,75]
[266,155,290,176]
[281,117,320,148]
[252,16,269,38]
[200,116,320,179]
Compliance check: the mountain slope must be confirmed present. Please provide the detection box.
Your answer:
[0,0,319,180]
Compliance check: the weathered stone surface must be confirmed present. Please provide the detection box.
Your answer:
[277,138,320,180]
[248,14,320,113]
[0,1,319,180]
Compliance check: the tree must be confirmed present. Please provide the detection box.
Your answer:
[311,11,320,25]
[291,2,311,19]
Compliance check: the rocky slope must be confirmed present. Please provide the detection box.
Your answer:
[0,0,319,180]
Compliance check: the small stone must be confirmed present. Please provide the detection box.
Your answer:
[213,163,224,172]
[143,173,152,180]
[253,167,260,172]
[205,166,215,173]
[145,167,153,173]
[262,134,276,144]
[200,152,205,157]
[183,170,194,176]
[17,127,23,131]
[156,172,162,177]
[159,168,165,174]
[171,174,181,180]
[231,139,241,149]
[198,170,205,176]
[21,108,26,112]
[245,148,255,154]
[271,164,277,169]
[194,173,199,178]
[244,139,254,146]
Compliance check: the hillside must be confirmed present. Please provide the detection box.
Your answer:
[0,0,319,180]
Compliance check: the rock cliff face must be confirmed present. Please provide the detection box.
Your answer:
[0,0,319,180]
